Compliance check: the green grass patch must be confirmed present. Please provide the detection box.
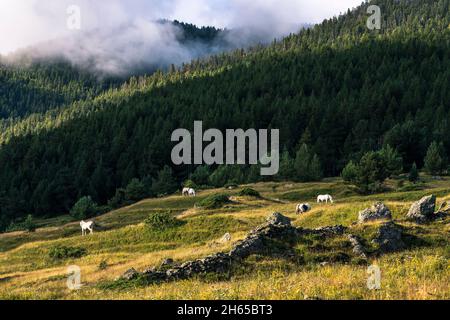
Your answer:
[238,188,261,198]
[48,245,87,260]
[196,194,232,209]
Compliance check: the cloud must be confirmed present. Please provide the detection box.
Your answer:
[0,0,363,75]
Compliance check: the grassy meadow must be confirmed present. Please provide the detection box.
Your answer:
[0,176,449,300]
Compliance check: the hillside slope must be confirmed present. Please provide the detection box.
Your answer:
[0,178,448,299]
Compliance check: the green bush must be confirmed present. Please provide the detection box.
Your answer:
[49,246,87,260]
[183,179,198,189]
[144,211,182,230]
[341,151,390,194]
[125,178,148,201]
[408,162,419,183]
[238,188,261,198]
[23,214,37,232]
[70,196,100,220]
[196,194,232,209]
[424,141,447,176]
[98,260,108,270]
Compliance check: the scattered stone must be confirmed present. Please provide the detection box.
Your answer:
[121,268,139,281]
[266,212,291,226]
[121,213,298,283]
[372,221,405,253]
[406,195,436,223]
[319,262,329,267]
[347,234,367,259]
[161,258,174,268]
[313,225,346,237]
[220,233,232,243]
[358,202,392,224]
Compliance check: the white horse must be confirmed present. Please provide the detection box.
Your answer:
[317,194,333,204]
[80,220,94,236]
[182,187,190,196]
[296,203,311,214]
[188,188,196,197]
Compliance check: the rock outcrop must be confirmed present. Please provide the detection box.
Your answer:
[358,202,392,224]
[372,221,405,252]
[121,212,298,282]
[347,234,367,259]
[406,195,436,223]
[121,268,139,281]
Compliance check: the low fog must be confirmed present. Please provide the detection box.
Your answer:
[0,0,362,76]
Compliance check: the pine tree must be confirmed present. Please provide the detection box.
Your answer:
[424,142,446,176]
[409,162,419,183]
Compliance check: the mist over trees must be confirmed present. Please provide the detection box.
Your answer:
[0,0,449,229]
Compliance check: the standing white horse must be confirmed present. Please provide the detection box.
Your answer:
[317,194,334,204]
[182,187,190,196]
[80,220,94,236]
[188,188,196,197]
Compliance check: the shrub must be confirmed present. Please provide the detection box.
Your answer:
[341,151,389,194]
[23,214,37,232]
[238,188,261,198]
[341,161,359,183]
[98,260,108,270]
[189,166,211,186]
[408,162,419,183]
[144,211,182,230]
[183,179,198,189]
[70,196,100,220]
[49,246,87,260]
[196,194,232,209]
[224,183,239,189]
[151,166,178,196]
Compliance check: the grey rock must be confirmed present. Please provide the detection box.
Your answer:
[406,195,436,223]
[121,268,139,281]
[372,221,405,252]
[358,202,392,224]
[266,212,291,226]
[313,225,346,236]
[121,213,351,284]
[347,234,367,259]
[161,258,174,267]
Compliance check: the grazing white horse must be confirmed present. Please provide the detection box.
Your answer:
[182,187,190,196]
[296,203,311,214]
[188,188,196,197]
[80,220,94,236]
[317,194,334,204]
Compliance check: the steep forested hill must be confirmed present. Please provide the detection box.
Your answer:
[0,61,110,119]
[0,0,449,228]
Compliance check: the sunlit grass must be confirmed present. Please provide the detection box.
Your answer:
[0,176,448,300]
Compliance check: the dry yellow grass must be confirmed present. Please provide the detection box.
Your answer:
[0,177,449,300]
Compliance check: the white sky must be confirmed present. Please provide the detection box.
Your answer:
[0,0,363,55]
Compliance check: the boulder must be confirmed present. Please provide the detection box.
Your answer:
[266,212,291,226]
[406,195,436,223]
[358,202,392,224]
[347,234,367,259]
[372,221,405,252]
[121,268,139,281]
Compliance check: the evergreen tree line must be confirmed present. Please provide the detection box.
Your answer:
[0,0,449,229]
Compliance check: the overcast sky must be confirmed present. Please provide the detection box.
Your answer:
[0,0,363,55]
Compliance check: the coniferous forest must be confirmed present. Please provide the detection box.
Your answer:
[0,0,449,229]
